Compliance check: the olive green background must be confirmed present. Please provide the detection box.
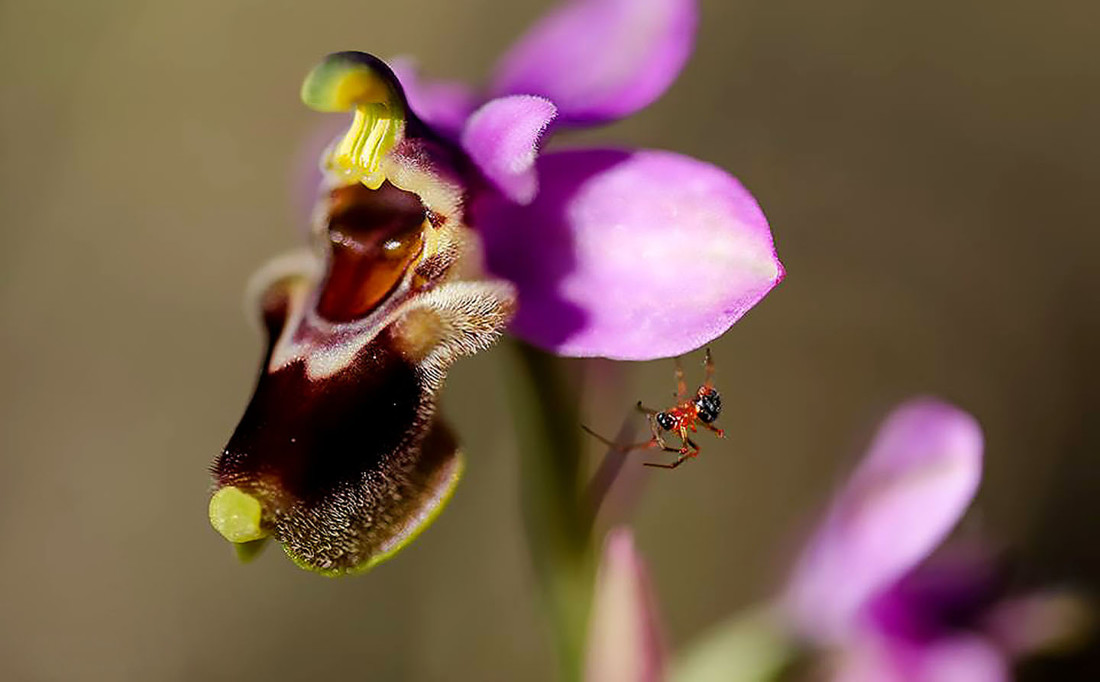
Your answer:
[1,0,1097,679]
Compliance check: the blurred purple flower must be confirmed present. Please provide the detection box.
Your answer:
[391,0,784,359]
[784,400,985,644]
[782,399,1084,682]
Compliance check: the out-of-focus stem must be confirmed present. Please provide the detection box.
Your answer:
[507,341,594,682]
[584,417,640,527]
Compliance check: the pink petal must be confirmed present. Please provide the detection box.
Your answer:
[388,57,478,139]
[785,400,984,644]
[474,148,783,360]
[916,637,1009,682]
[461,95,557,205]
[834,635,1007,682]
[585,529,667,682]
[490,0,698,126]
[864,542,1004,643]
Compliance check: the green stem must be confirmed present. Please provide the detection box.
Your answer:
[506,341,594,681]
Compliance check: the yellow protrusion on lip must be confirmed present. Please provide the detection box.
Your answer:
[301,52,406,190]
[330,103,402,190]
[209,486,269,543]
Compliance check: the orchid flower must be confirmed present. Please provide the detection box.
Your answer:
[588,400,1086,682]
[782,402,1087,681]
[782,400,986,645]
[208,0,782,575]
[780,399,1004,681]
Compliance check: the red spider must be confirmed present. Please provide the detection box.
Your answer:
[584,349,725,469]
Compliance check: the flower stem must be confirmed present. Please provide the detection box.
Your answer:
[506,341,594,681]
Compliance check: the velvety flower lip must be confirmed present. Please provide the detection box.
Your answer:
[379,0,780,359]
[211,53,517,574]
[783,399,984,644]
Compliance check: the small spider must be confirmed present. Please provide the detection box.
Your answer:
[583,349,725,469]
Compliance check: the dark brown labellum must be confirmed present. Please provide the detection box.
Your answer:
[210,50,517,574]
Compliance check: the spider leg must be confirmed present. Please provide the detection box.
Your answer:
[674,356,687,400]
[677,426,701,455]
[651,434,681,453]
[645,435,701,468]
[581,424,660,452]
[703,347,716,389]
[702,422,726,438]
[644,455,689,469]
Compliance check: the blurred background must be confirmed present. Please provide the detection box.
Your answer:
[1,0,1097,679]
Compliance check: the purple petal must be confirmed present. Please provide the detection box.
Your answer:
[585,529,666,682]
[461,95,557,205]
[914,637,1009,682]
[388,57,478,139]
[474,148,782,359]
[865,543,1006,644]
[833,636,1007,682]
[490,0,698,126]
[784,400,984,644]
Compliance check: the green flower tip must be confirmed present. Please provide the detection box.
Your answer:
[301,52,407,190]
[234,537,271,564]
[301,51,400,113]
[209,486,269,544]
